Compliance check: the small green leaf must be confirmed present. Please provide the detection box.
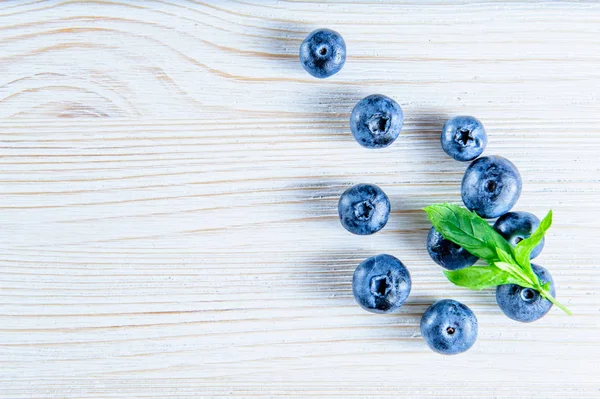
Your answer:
[493,261,519,275]
[496,248,515,265]
[517,254,535,283]
[493,261,537,287]
[514,210,553,283]
[494,248,537,286]
[424,203,513,262]
[443,266,521,290]
[515,210,552,266]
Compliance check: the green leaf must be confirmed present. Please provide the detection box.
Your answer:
[493,261,520,276]
[493,261,537,287]
[496,247,515,265]
[516,253,535,282]
[513,210,553,284]
[495,248,537,286]
[443,266,521,290]
[424,203,513,262]
[515,210,552,266]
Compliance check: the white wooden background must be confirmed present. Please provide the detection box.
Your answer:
[1,1,599,398]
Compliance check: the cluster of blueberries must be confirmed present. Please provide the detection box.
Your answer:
[300,28,555,355]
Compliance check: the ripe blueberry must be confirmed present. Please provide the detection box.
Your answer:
[496,264,555,323]
[352,254,411,313]
[426,227,478,270]
[420,299,478,355]
[299,28,346,78]
[350,94,403,149]
[461,155,522,219]
[441,116,487,161]
[338,184,390,235]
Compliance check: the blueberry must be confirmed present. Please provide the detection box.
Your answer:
[352,254,411,313]
[299,28,346,78]
[461,155,522,219]
[496,264,555,323]
[338,184,390,235]
[420,299,478,355]
[441,116,487,161]
[493,211,545,259]
[426,227,478,270]
[350,94,403,149]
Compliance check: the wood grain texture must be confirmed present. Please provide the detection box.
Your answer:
[1,1,599,398]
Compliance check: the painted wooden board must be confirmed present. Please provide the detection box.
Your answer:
[1,1,599,398]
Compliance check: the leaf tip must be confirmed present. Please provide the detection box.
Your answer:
[541,209,553,227]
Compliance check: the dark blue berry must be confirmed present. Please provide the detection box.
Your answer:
[352,254,411,314]
[420,299,478,355]
[299,28,346,78]
[496,264,555,323]
[441,116,487,161]
[461,155,522,219]
[494,211,545,259]
[338,184,390,235]
[426,227,478,270]
[350,94,403,149]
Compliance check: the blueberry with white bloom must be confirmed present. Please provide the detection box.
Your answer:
[441,116,487,161]
[350,94,403,149]
[299,28,346,78]
[353,254,411,313]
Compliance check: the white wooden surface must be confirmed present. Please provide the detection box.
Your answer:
[1,1,600,398]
